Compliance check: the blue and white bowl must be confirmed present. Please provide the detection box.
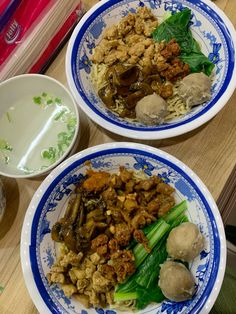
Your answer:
[21,142,226,314]
[66,0,236,140]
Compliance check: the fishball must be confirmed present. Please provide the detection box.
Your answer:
[135,93,167,125]
[159,260,195,302]
[178,72,211,107]
[166,222,204,262]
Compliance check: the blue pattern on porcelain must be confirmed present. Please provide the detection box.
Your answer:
[133,156,155,176]
[69,0,234,133]
[96,308,116,314]
[79,53,91,74]
[42,246,55,268]
[160,299,193,314]
[164,0,185,14]
[29,147,220,314]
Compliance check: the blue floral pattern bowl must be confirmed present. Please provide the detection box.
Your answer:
[66,0,236,140]
[21,142,226,314]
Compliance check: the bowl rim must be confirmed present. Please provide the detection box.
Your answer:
[20,142,226,314]
[66,0,236,140]
[0,73,80,179]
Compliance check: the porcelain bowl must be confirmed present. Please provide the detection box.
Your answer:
[21,142,226,314]
[0,74,79,178]
[66,0,236,140]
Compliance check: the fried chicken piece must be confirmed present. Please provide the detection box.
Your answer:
[158,196,175,217]
[83,170,110,192]
[135,176,160,191]
[102,187,117,201]
[131,210,156,229]
[119,166,133,183]
[144,20,158,37]
[160,58,190,81]
[114,223,132,246]
[160,84,173,99]
[129,42,146,57]
[147,198,161,215]
[124,197,138,213]
[108,238,120,254]
[125,34,145,46]
[133,229,151,252]
[110,250,135,282]
[156,182,175,195]
[99,264,117,282]
[92,271,112,292]
[91,234,109,256]
[160,39,181,59]
[103,25,118,40]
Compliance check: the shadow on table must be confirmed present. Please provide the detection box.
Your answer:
[210,266,236,314]
[0,177,19,240]
[74,109,91,152]
[97,120,210,148]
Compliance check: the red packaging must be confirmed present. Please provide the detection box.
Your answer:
[0,0,55,66]
[0,0,22,32]
[0,0,83,80]
[0,0,15,15]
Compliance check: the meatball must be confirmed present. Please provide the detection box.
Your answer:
[135,93,168,125]
[159,261,195,302]
[178,72,211,107]
[166,222,204,262]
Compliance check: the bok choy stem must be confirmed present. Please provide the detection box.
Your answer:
[133,219,170,268]
[114,201,188,306]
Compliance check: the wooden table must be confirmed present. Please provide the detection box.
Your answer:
[0,0,235,313]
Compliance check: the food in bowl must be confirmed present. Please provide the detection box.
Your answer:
[90,7,213,124]
[66,0,236,139]
[21,143,226,314]
[166,222,205,262]
[159,260,195,302]
[46,165,204,310]
[0,92,76,172]
[0,74,79,178]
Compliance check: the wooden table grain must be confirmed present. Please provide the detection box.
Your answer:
[0,1,235,313]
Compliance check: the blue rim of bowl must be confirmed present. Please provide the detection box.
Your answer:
[70,0,235,132]
[29,147,221,314]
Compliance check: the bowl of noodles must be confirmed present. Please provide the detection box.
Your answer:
[21,142,226,314]
[66,0,236,140]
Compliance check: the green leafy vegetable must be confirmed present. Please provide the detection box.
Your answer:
[41,147,57,161]
[67,116,77,131]
[114,241,167,308]
[153,8,194,53]
[54,109,66,121]
[136,285,165,310]
[114,202,189,309]
[163,200,187,224]
[152,8,214,75]
[135,242,168,288]
[47,99,53,105]
[180,52,215,76]
[127,200,187,250]
[133,219,170,267]
[33,96,42,105]
[55,97,62,104]
[0,139,12,151]
[6,112,12,123]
